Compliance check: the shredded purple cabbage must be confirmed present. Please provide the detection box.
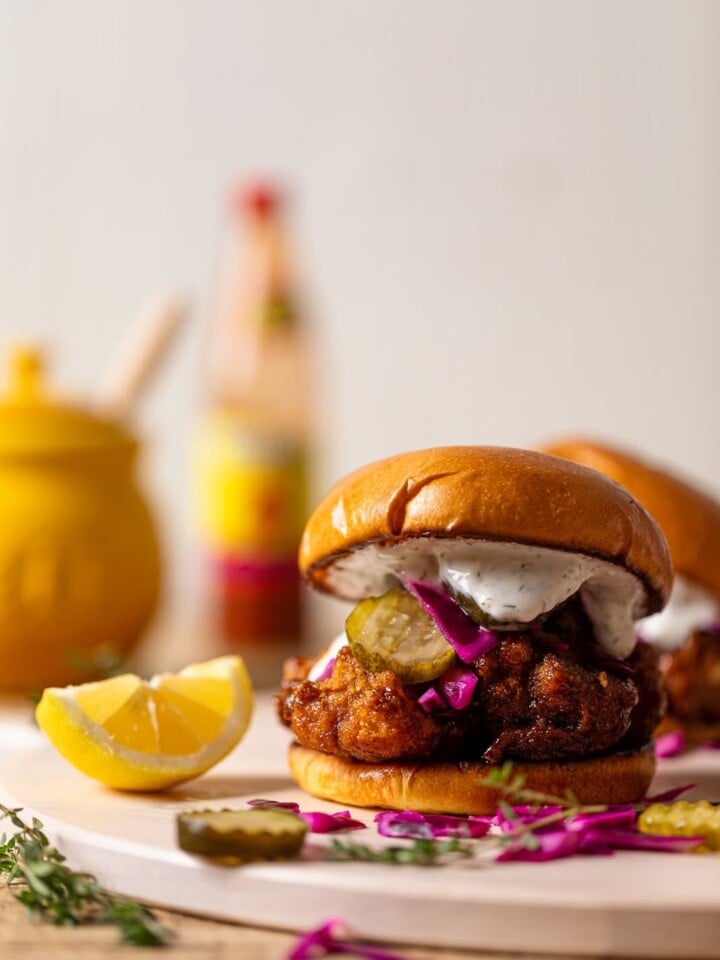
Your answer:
[417,663,478,714]
[374,810,490,840]
[643,783,695,804]
[655,730,686,758]
[315,657,337,682]
[583,828,702,854]
[493,805,564,834]
[569,807,636,831]
[496,828,584,862]
[588,641,635,677]
[496,802,702,863]
[417,686,446,713]
[300,810,367,834]
[403,579,498,662]
[539,636,571,655]
[289,918,407,960]
[438,663,477,710]
[247,800,365,833]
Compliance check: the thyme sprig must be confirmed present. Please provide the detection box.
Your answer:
[484,761,610,845]
[329,837,473,865]
[0,804,171,946]
[485,759,581,807]
[327,762,619,865]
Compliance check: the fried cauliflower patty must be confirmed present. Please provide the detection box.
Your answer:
[278,599,664,764]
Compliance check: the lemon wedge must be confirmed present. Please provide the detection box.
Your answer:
[35,656,253,791]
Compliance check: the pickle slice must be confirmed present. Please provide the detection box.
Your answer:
[443,582,497,627]
[345,587,455,683]
[177,808,307,863]
[443,581,550,629]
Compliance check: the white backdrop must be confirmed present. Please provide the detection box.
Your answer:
[0,1,717,636]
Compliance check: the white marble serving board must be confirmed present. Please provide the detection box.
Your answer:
[1,697,720,957]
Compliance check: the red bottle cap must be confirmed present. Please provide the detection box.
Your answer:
[229,181,281,219]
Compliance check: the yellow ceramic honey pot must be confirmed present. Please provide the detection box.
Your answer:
[0,346,161,692]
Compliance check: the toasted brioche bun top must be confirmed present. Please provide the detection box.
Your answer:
[299,445,672,613]
[541,438,720,601]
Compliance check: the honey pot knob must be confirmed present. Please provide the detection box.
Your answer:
[6,345,46,402]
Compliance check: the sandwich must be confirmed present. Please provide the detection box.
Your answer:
[542,437,720,744]
[278,446,672,814]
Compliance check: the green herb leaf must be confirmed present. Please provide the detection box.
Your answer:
[0,804,171,947]
[520,833,541,851]
[329,836,473,866]
[475,760,617,852]
[497,800,517,822]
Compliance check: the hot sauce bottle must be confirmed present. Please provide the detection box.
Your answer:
[195,182,311,686]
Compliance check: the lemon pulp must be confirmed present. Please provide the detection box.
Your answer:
[35,656,253,791]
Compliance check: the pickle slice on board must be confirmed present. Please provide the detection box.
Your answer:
[345,587,455,683]
[177,808,307,863]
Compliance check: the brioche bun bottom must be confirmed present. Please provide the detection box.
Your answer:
[288,742,656,815]
[655,715,720,748]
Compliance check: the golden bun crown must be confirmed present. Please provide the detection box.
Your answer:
[541,437,720,600]
[300,445,672,614]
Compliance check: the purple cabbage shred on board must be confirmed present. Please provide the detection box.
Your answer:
[496,805,702,863]
[299,810,366,833]
[569,808,636,831]
[289,918,408,960]
[374,810,490,840]
[581,829,703,854]
[655,730,686,758]
[247,800,365,833]
[403,579,498,662]
[642,783,695,804]
[493,805,565,834]
[496,828,585,862]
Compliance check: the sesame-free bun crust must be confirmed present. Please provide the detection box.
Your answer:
[289,742,656,815]
[300,446,672,614]
[542,438,720,601]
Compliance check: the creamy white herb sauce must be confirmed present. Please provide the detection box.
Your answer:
[325,539,648,659]
[638,575,718,651]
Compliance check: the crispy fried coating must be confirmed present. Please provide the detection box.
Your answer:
[662,630,720,723]
[623,639,666,745]
[278,596,664,764]
[474,636,638,762]
[278,647,439,762]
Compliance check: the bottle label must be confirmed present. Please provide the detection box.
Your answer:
[194,414,307,646]
[254,295,294,330]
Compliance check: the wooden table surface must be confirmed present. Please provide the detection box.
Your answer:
[0,883,551,960]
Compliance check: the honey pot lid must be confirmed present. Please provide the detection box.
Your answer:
[0,346,134,456]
